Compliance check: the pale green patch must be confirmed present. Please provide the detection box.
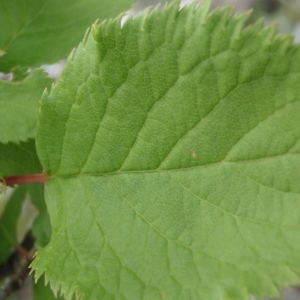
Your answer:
[0,0,133,71]
[0,69,52,144]
[0,178,6,205]
[33,2,300,299]
[16,195,39,244]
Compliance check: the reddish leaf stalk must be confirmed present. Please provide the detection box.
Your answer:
[4,173,47,186]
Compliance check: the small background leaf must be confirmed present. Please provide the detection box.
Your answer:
[0,185,27,264]
[0,140,42,177]
[29,183,51,248]
[0,183,50,264]
[0,69,52,144]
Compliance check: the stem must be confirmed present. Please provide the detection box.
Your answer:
[3,173,47,186]
[0,232,35,299]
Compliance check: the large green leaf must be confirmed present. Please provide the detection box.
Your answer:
[0,0,133,72]
[0,69,52,144]
[33,2,300,299]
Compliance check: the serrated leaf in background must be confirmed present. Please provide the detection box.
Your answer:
[12,66,34,82]
[0,185,27,264]
[0,140,42,177]
[0,69,52,144]
[29,183,51,248]
[33,1,300,299]
[0,0,134,72]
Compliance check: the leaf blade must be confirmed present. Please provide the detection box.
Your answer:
[34,2,300,299]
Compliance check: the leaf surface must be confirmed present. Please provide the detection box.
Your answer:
[0,69,52,144]
[33,2,300,299]
[0,0,133,71]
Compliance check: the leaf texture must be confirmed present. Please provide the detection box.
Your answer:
[33,2,300,299]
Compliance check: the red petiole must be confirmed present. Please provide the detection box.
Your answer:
[4,173,47,186]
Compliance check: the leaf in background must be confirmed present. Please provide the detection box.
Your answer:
[0,0,134,72]
[33,2,300,299]
[0,140,42,177]
[0,69,52,144]
[0,184,50,267]
[29,183,51,248]
[12,66,33,82]
[0,185,27,264]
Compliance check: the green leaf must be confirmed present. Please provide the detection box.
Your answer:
[29,183,51,248]
[0,69,52,144]
[33,2,300,299]
[0,184,50,265]
[0,0,133,72]
[0,140,42,177]
[12,66,32,82]
[0,185,27,264]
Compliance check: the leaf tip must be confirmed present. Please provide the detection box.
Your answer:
[82,27,91,47]
[69,47,77,61]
